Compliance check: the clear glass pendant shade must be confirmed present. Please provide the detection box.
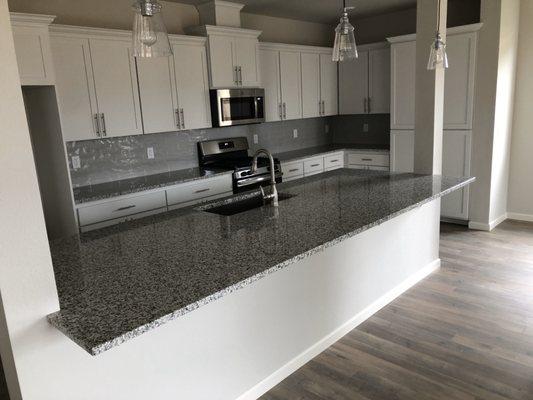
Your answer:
[427,33,449,70]
[132,1,172,58]
[332,9,358,62]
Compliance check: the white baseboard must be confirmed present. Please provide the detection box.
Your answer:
[469,213,507,231]
[236,258,441,400]
[507,212,533,223]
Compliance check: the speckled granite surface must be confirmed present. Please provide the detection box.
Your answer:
[73,167,232,205]
[48,170,474,355]
[275,144,389,162]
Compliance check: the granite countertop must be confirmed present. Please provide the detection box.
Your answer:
[73,144,389,204]
[275,144,390,163]
[73,167,232,205]
[48,169,474,355]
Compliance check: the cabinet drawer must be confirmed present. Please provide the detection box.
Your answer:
[282,161,304,180]
[324,152,344,170]
[78,191,167,227]
[303,157,324,175]
[166,174,232,206]
[347,153,389,167]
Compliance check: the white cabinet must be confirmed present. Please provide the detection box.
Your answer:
[166,174,232,209]
[259,47,302,122]
[194,26,261,88]
[443,32,477,130]
[389,40,416,129]
[10,13,56,86]
[279,51,302,120]
[303,157,325,176]
[388,24,480,130]
[319,53,338,116]
[324,153,344,171]
[441,131,471,220]
[281,161,304,181]
[301,52,321,118]
[339,44,389,115]
[171,40,211,130]
[346,151,390,170]
[390,130,415,173]
[51,28,142,141]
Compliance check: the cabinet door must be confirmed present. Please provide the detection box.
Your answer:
[301,52,321,118]
[279,51,302,120]
[390,130,414,173]
[234,36,260,87]
[208,35,236,88]
[50,36,99,141]
[136,57,179,134]
[259,49,282,122]
[368,48,390,114]
[441,131,471,220]
[12,25,55,86]
[339,50,368,115]
[173,43,211,130]
[444,33,476,130]
[320,53,338,116]
[390,41,416,129]
[89,38,143,137]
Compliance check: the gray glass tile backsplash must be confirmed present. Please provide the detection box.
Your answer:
[66,115,390,187]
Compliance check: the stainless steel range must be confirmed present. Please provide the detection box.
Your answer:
[198,137,282,193]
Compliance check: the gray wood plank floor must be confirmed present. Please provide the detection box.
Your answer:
[260,220,533,400]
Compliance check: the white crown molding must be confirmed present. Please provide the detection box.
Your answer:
[387,23,484,44]
[259,41,332,54]
[198,0,245,11]
[10,12,56,26]
[187,24,262,38]
[356,41,389,51]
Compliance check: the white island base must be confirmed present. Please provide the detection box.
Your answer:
[20,198,441,400]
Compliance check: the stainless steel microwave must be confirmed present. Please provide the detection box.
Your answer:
[210,88,265,127]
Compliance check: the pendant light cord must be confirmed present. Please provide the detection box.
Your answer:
[343,0,346,10]
[436,0,441,33]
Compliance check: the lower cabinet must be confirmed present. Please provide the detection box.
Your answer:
[390,130,472,221]
[346,152,390,169]
[76,174,232,232]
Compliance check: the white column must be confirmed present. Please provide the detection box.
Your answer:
[414,0,448,175]
[0,1,60,399]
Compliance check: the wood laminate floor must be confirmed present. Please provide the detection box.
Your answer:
[261,220,533,400]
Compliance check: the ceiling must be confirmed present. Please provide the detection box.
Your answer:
[169,0,417,25]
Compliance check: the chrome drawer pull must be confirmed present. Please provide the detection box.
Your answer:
[310,163,320,167]
[330,159,339,163]
[288,168,300,172]
[115,205,136,212]
[361,158,373,161]
[195,188,210,194]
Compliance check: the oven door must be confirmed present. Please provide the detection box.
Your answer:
[211,89,265,127]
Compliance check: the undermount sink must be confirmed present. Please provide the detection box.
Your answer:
[200,193,295,216]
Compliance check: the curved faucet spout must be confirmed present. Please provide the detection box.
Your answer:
[251,149,278,207]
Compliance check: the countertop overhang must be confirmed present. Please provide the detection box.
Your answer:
[48,169,474,355]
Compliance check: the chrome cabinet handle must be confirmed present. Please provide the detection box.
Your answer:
[238,66,242,85]
[234,66,238,85]
[322,100,326,115]
[368,97,371,114]
[330,159,339,163]
[279,103,283,119]
[93,113,101,137]
[283,102,287,119]
[361,158,373,161]
[288,168,300,172]
[115,205,136,212]
[180,108,185,129]
[194,188,210,194]
[364,98,367,113]
[318,101,322,116]
[310,163,320,167]
[100,113,107,136]
[175,108,181,128]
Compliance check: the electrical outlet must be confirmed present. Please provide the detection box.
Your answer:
[72,155,81,170]
[147,147,155,159]
[253,134,259,144]
[363,123,369,132]
[325,124,330,134]
[293,129,298,139]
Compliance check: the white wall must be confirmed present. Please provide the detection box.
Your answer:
[469,0,520,231]
[507,1,533,221]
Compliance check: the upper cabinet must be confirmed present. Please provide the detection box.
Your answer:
[387,24,481,130]
[50,28,142,141]
[136,36,211,133]
[260,43,337,122]
[10,13,55,86]
[191,26,261,88]
[339,43,390,115]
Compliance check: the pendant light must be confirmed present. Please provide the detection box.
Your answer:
[132,0,172,58]
[427,0,448,70]
[332,0,358,62]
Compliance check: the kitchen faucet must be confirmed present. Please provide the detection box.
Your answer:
[251,149,278,207]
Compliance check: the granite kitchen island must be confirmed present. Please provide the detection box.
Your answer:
[45,169,473,399]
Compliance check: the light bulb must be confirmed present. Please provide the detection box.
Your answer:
[427,33,449,70]
[140,16,157,47]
